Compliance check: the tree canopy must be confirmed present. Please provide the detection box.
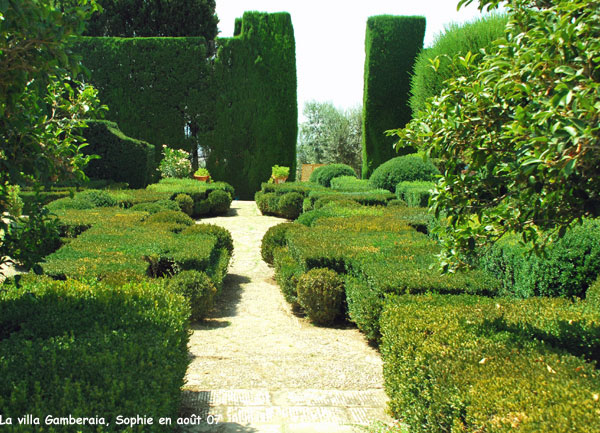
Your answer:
[0,0,105,270]
[297,101,362,175]
[389,0,600,270]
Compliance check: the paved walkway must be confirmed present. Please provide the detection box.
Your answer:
[179,201,390,433]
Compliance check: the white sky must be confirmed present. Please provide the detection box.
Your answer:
[215,0,495,115]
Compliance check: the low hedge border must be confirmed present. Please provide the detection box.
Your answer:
[0,277,190,432]
[381,294,600,433]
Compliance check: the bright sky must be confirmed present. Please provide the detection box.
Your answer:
[216,0,496,116]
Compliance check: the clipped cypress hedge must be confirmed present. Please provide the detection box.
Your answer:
[82,120,155,188]
[73,37,214,166]
[208,12,297,199]
[410,13,508,115]
[362,15,426,178]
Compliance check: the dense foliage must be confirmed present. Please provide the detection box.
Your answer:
[369,155,439,192]
[82,120,155,188]
[85,0,218,42]
[0,0,105,272]
[381,294,600,433]
[409,13,508,115]
[208,12,298,199]
[0,277,190,432]
[390,0,600,269]
[362,15,426,178]
[309,164,357,187]
[73,37,212,167]
[297,102,362,174]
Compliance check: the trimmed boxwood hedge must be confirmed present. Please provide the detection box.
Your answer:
[381,294,600,433]
[396,181,435,207]
[82,120,156,188]
[479,219,600,299]
[0,276,190,433]
[369,154,439,192]
[147,178,234,217]
[309,164,356,187]
[362,15,426,178]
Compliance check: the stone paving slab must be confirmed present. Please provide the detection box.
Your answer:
[180,202,392,433]
[179,389,389,432]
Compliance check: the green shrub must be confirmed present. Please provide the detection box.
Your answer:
[380,294,600,433]
[410,13,508,115]
[130,199,180,214]
[167,270,216,321]
[587,276,600,309]
[76,189,118,207]
[20,190,72,213]
[207,190,232,215]
[309,163,356,187]
[0,277,189,432]
[182,223,234,256]
[480,219,600,299]
[261,223,294,264]
[46,196,95,211]
[277,192,303,219]
[208,12,297,199]
[273,246,302,307]
[43,208,228,285]
[296,268,345,325]
[144,210,194,227]
[175,193,194,216]
[387,199,406,207]
[305,190,395,209]
[369,155,439,192]
[330,176,373,192]
[362,15,426,178]
[395,181,434,207]
[81,120,156,188]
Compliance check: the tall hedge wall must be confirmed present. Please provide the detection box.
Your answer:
[207,12,297,199]
[362,16,426,179]
[72,37,214,168]
[82,120,155,188]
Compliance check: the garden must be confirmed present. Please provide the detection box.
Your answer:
[1,0,599,432]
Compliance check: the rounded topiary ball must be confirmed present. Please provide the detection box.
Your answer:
[261,222,294,264]
[167,270,216,321]
[309,164,357,187]
[297,268,344,325]
[207,190,232,215]
[278,192,303,219]
[369,154,439,192]
[175,193,194,216]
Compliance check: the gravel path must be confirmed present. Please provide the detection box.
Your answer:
[180,201,390,432]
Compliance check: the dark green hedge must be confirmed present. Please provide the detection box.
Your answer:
[146,178,234,217]
[0,277,189,432]
[369,154,439,192]
[410,13,508,115]
[309,163,356,187]
[362,15,426,178]
[208,12,297,199]
[82,120,155,188]
[381,294,600,433]
[479,219,600,299]
[268,205,498,341]
[85,0,218,41]
[73,37,214,169]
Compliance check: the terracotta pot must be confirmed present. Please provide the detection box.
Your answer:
[194,175,210,182]
[273,176,288,184]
